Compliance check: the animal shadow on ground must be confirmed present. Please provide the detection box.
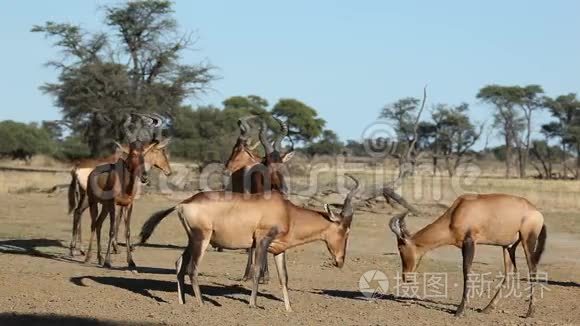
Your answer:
[311,289,456,314]
[0,313,154,326]
[546,279,580,288]
[70,276,282,306]
[134,242,184,250]
[0,238,77,263]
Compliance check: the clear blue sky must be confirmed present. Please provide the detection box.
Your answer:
[0,0,578,148]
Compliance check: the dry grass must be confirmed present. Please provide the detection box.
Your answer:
[1,156,579,212]
[0,170,69,194]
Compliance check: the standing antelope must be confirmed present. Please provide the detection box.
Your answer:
[389,193,547,317]
[224,116,295,282]
[68,114,172,257]
[139,174,360,312]
[83,114,170,270]
[68,140,172,256]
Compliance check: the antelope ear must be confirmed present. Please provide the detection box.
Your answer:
[324,204,341,223]
[114,141,129,155]
[143,142,157,154]
[282,151,295,163]
[156,137,171,149]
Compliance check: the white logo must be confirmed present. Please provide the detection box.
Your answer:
[359,270,389,299]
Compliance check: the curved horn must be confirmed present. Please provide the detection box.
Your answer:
[237,115,257,141]
[123,113,137,143]
[147,113,164,128]
[148,113,165,142]
[237,119,250,140]
[132,112,165,142]
[341,173,361,221]
[259,120,274,154]
[389,211,410,240]
[286,133,295,152]
[274,117,288,152]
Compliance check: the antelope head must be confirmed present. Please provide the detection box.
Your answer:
[224,116,262,175]
[122,140,149,184]
[389,211,421,281]
[322,174,361,268]
[260,117,295,164]
[258,118,295,194]
[144,138,172,176]
[116,113,172,183]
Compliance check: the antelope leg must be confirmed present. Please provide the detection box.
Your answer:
[249,228,277,308]
[274,252,292,312]
[455,234,475,317]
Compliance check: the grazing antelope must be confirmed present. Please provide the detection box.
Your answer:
[224,116,295,282]
[139,174,360,312]
[389,193,547,317]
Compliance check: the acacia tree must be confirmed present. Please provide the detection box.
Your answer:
[380,87,428,178]
[544,93,580,179]
[271,99,325,144]
[32,0,214,156]
[477,85,544,178]
[510,85,545,177]
[477,85,525,178]
[0,121,56,161]
[431,103,482,176]
[305,130,344,156]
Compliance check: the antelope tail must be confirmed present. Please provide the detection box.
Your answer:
[139,206,177,244]
[68,170,78,214]
[532,224,547,266]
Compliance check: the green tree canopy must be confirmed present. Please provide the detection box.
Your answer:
[380,97,421,141]
[32,0,215,156]
[0,121,56,156]
[272,99,325,143]
[305,129,344,156]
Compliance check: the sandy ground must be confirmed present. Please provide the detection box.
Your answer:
[0,192,579,326]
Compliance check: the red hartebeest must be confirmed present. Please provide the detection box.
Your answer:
[139,174,360,312]
[224,116,295,282]
[389,193,547,317]
[82,114,171,269]
[68,139,172,256]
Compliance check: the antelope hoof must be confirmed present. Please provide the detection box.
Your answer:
[259,276,269,284]
[83,256,91,264]
[103,261,112,269]
[128,261,137,271]
[70,247,85,257]
[525,308,535,318]
[242,270,253,282]
[454,309,465,318]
